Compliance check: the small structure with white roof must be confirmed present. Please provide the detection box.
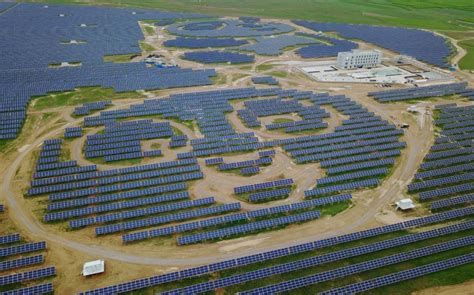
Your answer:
[82,259,105,277]
[396,198,415,211]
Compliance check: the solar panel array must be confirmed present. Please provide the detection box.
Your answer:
[64,127,82,138]
[248,187,291,203]
[166,19,294,37]
[218,157,271,171]
[79,206,473,294]
[182,51,255,64]
[295,33,358,58]
[251,76,278,85]
[0,255,44,272]
[369,82,468,102]
[319,253,474,295]
[0,234,20,245]
[239,236,473,295]
[168,225,473,294]
[234,178,293,194]
[164,37,248,48]
[293,20,452,67]
[239,34,318,55]
[95,202,241,235]
[122,194,350,243]
[178,210,321,245]
[409,105,474,209]
[74,100,112,116]
[0,3,214,139]
[69,196,215,229]
[83,120,172,161]
[0,229,55,294]
[2,283,54,295]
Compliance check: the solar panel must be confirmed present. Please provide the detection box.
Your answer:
[239,236,473,294]
[1,282,53,295]
[79,207,474,295]
[319,253,474,294]
[0,234,20,245]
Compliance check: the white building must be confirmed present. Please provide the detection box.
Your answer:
[396,198,415,211]
[82,260,105,277]
[337,49,382,70]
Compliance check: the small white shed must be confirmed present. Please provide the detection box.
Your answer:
[396,199,415,211]
[82,260,105,277]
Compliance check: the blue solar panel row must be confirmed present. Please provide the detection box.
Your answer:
[47,172,202,201]
[0,234,20,245]
[0,242,46,258]
[369,82,467,102]
[29,164,201,195]
[289,136,399,157]
[33,165,97,179]
[317,168,389,185]
[234,178,293,194]
[408,172,474,192]
[123,194,350,243]
[1,283,53,295]
[74,100,112,116]
[47,183,188,211]
[326,158,395,175]
[251,76,278,85]
[69,196,215,228]
[164,37,248,48]
[241,34,318,55]
[45,191,189,221]
[95,202,241,235]
[319,149,402,168]
[282,130,402,151]
[78,207,474,295]
[248,187,291,203]
[178,210,321,245]
[205,157,224,166]
[241,166,260,176]
[238,236,473,295]
[0,266,56,285]
[419,181,474,201]
[258,150,275,158]
[305,178,380,198]
[319,253,474,295]
[183,51,255,64]
[32,160,196,187]
[431,194,474,210]
[0,255,44,272]
[414,163,474,180]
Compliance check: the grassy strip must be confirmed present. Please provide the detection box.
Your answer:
[31,87,143,111]
[458,39,474,70]
[103,54,138,63]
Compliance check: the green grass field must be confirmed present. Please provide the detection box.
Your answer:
[459,39,474,70]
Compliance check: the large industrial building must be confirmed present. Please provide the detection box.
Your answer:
[337,49,382,69]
